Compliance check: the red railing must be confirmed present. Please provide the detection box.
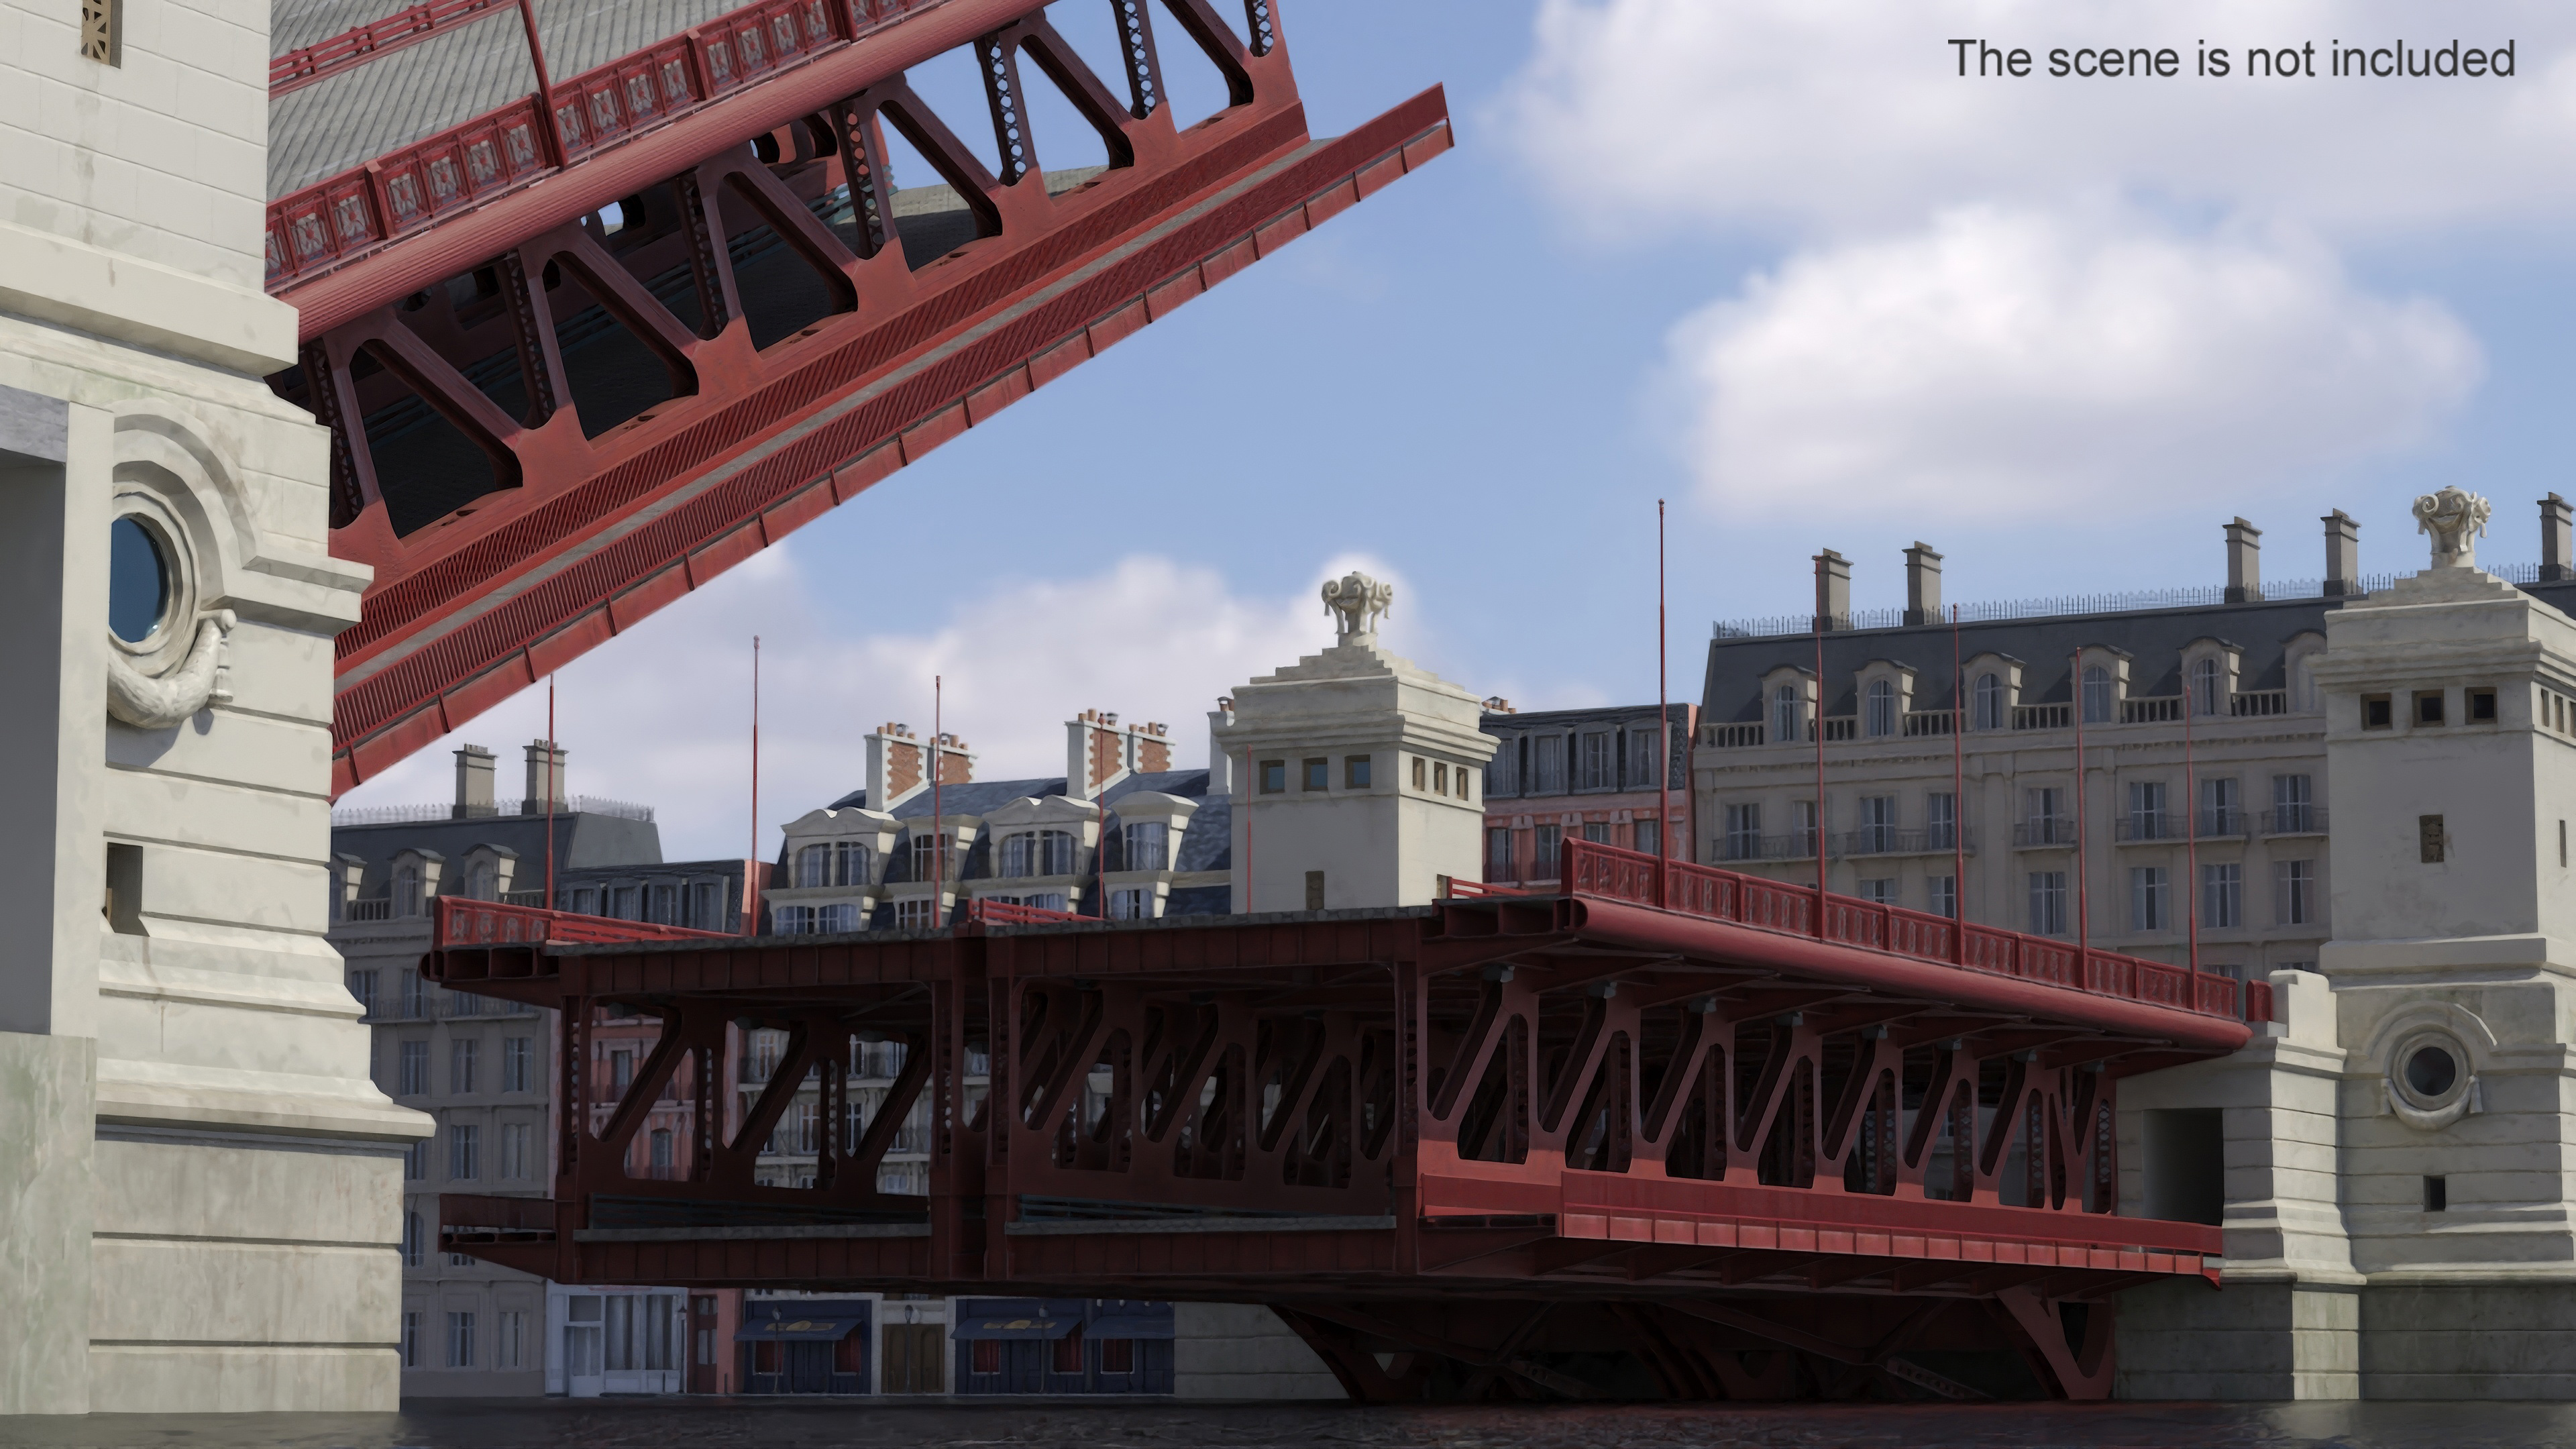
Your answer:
[265,0,925,288]
[433,895,734,948]
[965,898,1084,926]
[271,0,517,95]
[1559,839,2270,1025]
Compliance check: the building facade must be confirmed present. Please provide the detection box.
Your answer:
[1481,701,1696,887]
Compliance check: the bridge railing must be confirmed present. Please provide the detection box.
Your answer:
[433,896,735,950]
[1558,839,2271,1024]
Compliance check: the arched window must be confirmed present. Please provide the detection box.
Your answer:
[402,1210,424,1268]
[1864,678,1897,737]
[2190,657,2222,716]
[795,845,831,889]
[1974,673,2003,731]
[1772,684,1800,741]
[466,859,497,901]
[2290,652,2317,712]
[2081,665,2112,724]
[395,864,423,918]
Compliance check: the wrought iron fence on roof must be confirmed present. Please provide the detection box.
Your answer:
[331,796,656,827]
[1712,571,2443,639]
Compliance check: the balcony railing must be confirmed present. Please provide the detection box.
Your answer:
[2012,703,2072,731]
[2013,817,2077,847]
[2263,805,2328,835]
[1719,833,1819,863]
[1829,828,1971,857]
[2121,696,2183,724]
[2113,814,2182,842]
[1900,708,1959,738]
[1707,722,1770,749]
[2233,690,2290,717]
[341,897,394,922]
[2198,807,2247,837]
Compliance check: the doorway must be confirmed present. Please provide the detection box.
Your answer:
[883,1324,945,1393]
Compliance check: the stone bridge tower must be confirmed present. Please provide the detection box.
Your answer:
[1,0,425,1414]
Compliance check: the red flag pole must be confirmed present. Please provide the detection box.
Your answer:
[2072,650,2089,961]
[545,674,557,910]
[1657,499,1671,902]
[932,674,944,926]
[1813,621,1827,936]
[745,636,759,936]
[1950,607,1966,960]
[2185,673,2202,975]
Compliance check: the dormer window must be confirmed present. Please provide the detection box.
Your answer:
[1119,821,1169,871]
[1974,673,2003,731]
[2082,665,2113,724]
[395,864,424,918]
[794,842,869,888]
[1772,685,1799,741]
[2190,657,2222,716]
[465,858,497,900]
[908,833,950,880]
[1864,678,1896,737]
[1000,830,1074,878]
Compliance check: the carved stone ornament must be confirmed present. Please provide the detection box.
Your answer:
[2413,485,2491,568]
[1322,570,1394,642]
[107,609,235,729]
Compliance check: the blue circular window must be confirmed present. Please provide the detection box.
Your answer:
[109,516,169,644]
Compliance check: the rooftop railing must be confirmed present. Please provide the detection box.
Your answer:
[332,796,655,827]
[1713,573,2412,639]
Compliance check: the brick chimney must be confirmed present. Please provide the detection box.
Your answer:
[2224,518,2262,604]
[1069,710,1175,800]
[2322,511,2360,596]
[865,723,925,813]
[2544,494,2574,582]
[1902,542,1943,627]
[521,739,565,814]
[1814,549,1851,633]
[452,743,494,819]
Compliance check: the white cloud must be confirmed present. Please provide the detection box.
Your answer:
[1668,206,2481,519]
[336,547,1436,861]
[1503,0,2576,239]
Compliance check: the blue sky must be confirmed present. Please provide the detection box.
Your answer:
[342,0,2576,860]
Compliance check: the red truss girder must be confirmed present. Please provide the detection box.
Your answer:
[432,875,2238,1401]
[303,1,1450,793]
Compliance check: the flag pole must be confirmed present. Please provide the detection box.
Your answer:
[1657,498,1671,900]
[746,635,759,936]
[1813,619,1827,936]
[2072,650,2089,957]
[1950,607,1966,959]
[545,674,557,910]
[2184,674,2202,974]
[932,674,944,926]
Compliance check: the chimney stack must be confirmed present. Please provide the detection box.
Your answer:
[2224,518,2263,603]
[521,739,566,814]
[2544,494,2574,582]
[2322,511,2360,596]
[453,744,494,818]
[1813,549,1851,633]
[1207,699,1236,797]
[1902,542,1943,627]
[865,723,926,813]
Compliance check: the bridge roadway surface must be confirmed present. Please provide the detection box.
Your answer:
[0,1398,2553,1449]
[255,0,1450,792]
[427,841,2271,1403]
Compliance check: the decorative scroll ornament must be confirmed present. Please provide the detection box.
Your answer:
[107,610,235,729]
[1322,571,1393,642]
[2413,486,2491,568]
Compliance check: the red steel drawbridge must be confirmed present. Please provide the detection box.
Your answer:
[268,0,1448,792]
[431,841,2269,1403]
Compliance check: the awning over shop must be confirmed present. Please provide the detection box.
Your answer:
[951,1315,1079,1341]
[734,1317,860,1342]
[1085,1315,1177,1340]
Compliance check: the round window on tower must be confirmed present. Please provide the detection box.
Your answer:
[2389,1028,2472,1114]
[109,515,170,644]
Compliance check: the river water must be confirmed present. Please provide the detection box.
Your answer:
[2,1399,2571,1449]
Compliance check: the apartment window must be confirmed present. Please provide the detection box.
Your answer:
[447,1311,476,1368]
[1303,758,1330,792]
[908,833,951,882]
[398,1040,429,1097]
[348,969,379,1018]
[1859,878,1896,905]
[2201,776,2242,836]
[1346,755,1373,789]
[2190,658,2222,716]
[1485,828,1511,872]
[402,1309,422,1367]
[794,845,834,888]
[649,1130,674,1178]
[1626,727,1662,787]
[2130,866,2169,932]
[1724,804,1762,862]
[2416,690,2446,726]
[1053,1325,1085,1375]
[1926,792,1957,851]
[502,1037,532,1092]
[690,881,725,929]
[1633,819,1662,856]
[1108,888,1150,920]
[405,970,431,1019]
[896,899,938,929]
[2469,688,2497,721]
[1864,679,1897,738]
[501,1122,532,1180]
[451,1038,479,1095]
[2027,871,2068,936]
[973,1338,1002,1375]
[2363,694,2393,729]
[402,1211,425,1269]
[405,1138,431,1182]
[610,885,639,920]
[2025,787,2065,845]
[449,1124,480,1181]
[466,858,498,901]
[1581,821,1610,845]
[2080,666,2112,724]
[498,1311,525,1370]
[1974,673,2003,731]
[1930,875,1958,920]
[609,1048,634,1094]
[1794,799,1819,857]
[1858,796,1896,853]
[1566,733,1604,789]
[2129,781,2168,840]
[2271,774,2314,833]
[2201,863,2242,928]
[1532,735,1566,793]
[1120,821,1169,871]
[1434,762,1450,794]
[396,864,425,918]
[1772,685,1801,741]
[2276,859,2318,926]
[1534,825,1562,877]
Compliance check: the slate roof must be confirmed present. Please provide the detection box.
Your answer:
[816,768,1232,905]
